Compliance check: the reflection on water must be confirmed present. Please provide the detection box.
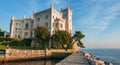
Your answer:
[0,59,61,65]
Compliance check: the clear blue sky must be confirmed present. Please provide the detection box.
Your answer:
[0,0,120,48]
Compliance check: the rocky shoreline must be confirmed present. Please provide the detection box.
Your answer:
[85,52,113,65]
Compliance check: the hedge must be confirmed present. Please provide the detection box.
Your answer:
[1,39,32,46]
[0,37,12,42]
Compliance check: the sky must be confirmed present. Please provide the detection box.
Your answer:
[0,0,120,48]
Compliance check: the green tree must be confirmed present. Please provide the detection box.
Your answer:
[73,31,85,48]
[0,28,4,37]
[0,28,1,32]
[0,32,4,37]
[34,26,50,49]
[52,30,73,49]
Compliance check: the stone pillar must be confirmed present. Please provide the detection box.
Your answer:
[45,48,51,58]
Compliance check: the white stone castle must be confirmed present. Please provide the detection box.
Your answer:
[10,5,72,39]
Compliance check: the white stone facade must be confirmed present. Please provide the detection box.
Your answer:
[10,16,33,39]
[10,6,72,39]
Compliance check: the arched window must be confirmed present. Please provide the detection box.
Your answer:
[25,23,29,30]
[25,32,28,36]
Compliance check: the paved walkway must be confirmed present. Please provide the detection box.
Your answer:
[56,51,90,65]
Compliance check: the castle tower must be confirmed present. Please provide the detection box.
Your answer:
[10,16,15,38]
[61,6,72,34]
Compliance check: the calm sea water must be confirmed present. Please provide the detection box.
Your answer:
[0,59,61,65]
[81,48,120,65]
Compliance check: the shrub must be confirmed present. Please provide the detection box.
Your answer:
[0,32,4,37]
[1,39,32,46]
[0,38,12,42]
[67,43,73,49]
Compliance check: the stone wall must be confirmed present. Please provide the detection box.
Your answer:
[3,49,77,61]
[5,49,45,61]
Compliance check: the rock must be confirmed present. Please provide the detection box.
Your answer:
[109,63,113,65]
[85,53,91,57]
[97,60,105,65]
[85,52,113,65]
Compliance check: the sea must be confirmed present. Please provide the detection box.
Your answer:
[0,58,62,65]
[81,48,120,65]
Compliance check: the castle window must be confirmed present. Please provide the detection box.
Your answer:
[45,15,48,20]
[63,14,67,19]
[19,28,21,30]
[25,32,28,36]
[64,14,67,17]
[37,18,40,21]
[56,23,58,27]
[25,23,29,30]
[53,16,54,19]
[16,28,17,30]
[60,23,63,28]
[18,35,20,38]
[45,22,48,28]
[16,23,18,26]
[31,32,32,36]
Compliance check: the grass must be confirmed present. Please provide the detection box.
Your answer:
[0,45,6,50]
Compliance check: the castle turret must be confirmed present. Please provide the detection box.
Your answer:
[50,5,54,9]
[61,7,72,34]
[11,16,15,21]
[10,16,15,38]
[23,16,26,19]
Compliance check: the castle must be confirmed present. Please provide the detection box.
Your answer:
[10,5,72,39]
